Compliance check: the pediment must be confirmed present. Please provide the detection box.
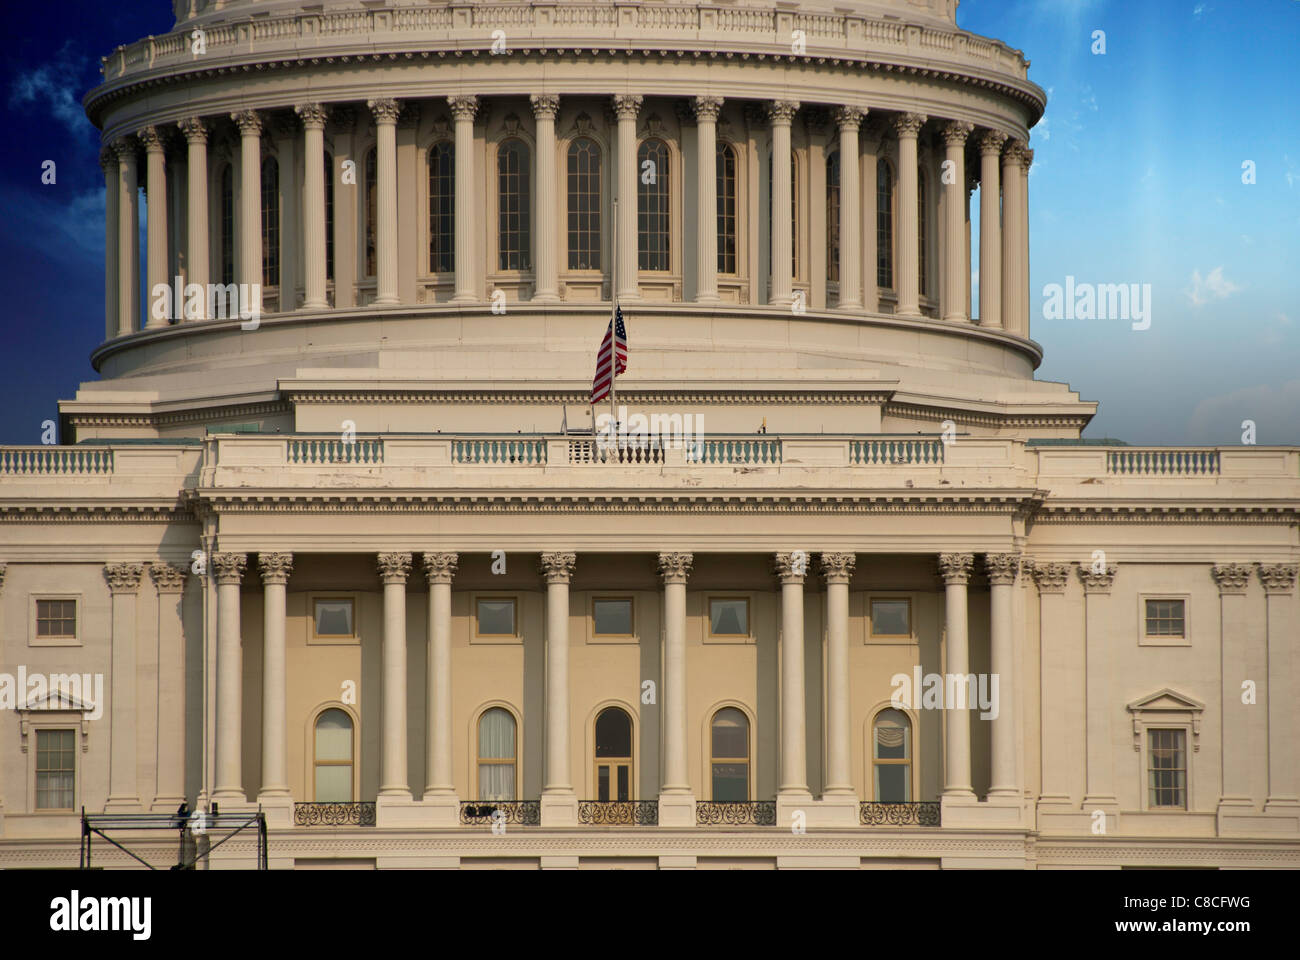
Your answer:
[1127,688,1204,715]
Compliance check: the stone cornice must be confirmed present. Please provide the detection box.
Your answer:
[0,504,195,523]
[1033,502,1300,524]
[282,386,897,406]
[64,399,291,429]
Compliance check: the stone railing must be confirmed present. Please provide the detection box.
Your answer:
[0,447,114,475]
[850,438,945,466]
[453,438,547,465]
[1106,448,1219,476]
[97,2,1029,87]
[287,437,384,465]
[1036,446,1299,482]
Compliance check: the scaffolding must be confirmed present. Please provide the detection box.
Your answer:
[79,807,268,870]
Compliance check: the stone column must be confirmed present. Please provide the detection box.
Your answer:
[296,103,329,309]
[104,563,144,811]
[541,552,578,825]
[1031,562,1075,811]
[447,95,478,304]
[833,108,864,310]
[178,117,208,321]
[1019,148,1033,338]
[149,563,187,811]
[530,95,560,302]
[820,553,856,811]
[231,110,263,315]
[693,96,723,303]
[893,113,927,318]
[1079,562,1118,821]
[257,553,293,823]
[657,553,694,826]
[977,130,1007,328]
[211,552,247,802]
[939,553,975,802]
[774,552,811,810]
[860,125,879,313]
[767,101,799,306]
[101,148,120,339]
[139,127,169,328]
[1260,564,1300,817]
[114,139,140,337]
[1001,140,1026,337]
[941,122,973,322]
[331,106,357,308]
[369,99,401,306]
[986,554,1020,799]
[422,552,459,824]
[613,95,642,301]
[1213,563,1253,816]
[377,553,412,802]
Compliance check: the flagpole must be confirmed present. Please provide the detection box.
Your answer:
[610,197,618,440]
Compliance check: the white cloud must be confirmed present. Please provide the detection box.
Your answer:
[1263,312,1293,346]
[8,42,94,136]
[1185,266,1240,306]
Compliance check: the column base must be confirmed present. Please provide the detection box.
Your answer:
[103,796,144,813]
[149,794,186,814]
[1215,797,1291,836]
[419,792,462,827]
[449,293,477,305]
[375,792,423,828]
[694,294,720,304]
[775,790,815,829]
[812,792,860,827]
[940,794,1025,829]
[300,299,328,311]
[540,790,579,827]
[210,789,248,805]
[372,296,400,307]
[1081,795,1121,836]
[531,292,561,304]
[656,792,696,827]
[256,793,294,829]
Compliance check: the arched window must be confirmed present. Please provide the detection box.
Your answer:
[872,708,912,802]
[567,137,601,271]
[219,164,234,285]
[766,151,800,280]
[710,707,750,801]
[826,151,841,282]
[261,157,279,288]
[313,708,354,802]
[324,152,335,283]
[716,142,737,274]
[477,707,517,801]
[917,168,928,297]
[637,139,670,271]
[428,141,454,274]
[498,138,531,271]
[364,146,377,277]
[877,158,894,289]
[594,706,633,801]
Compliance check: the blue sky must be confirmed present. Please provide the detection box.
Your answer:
[0,0,1295,444]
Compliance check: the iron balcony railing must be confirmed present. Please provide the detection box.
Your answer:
[695,801,777,826]
[859,801,941,826]
[460,800,541,826]
[293,802,377,826]
[577,801,659,825]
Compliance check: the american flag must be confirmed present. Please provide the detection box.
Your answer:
[590,304,628,403]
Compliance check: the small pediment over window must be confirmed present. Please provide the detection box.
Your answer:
[1127,688,1204,752]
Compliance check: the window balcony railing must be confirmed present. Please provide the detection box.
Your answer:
[293,802,377,826]
[577,801,659,825]
[859,801,941,826]
[460,800,541,826]
[695,801,777,826]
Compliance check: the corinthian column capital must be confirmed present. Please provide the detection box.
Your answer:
[530,94,560,119]
[295,102,328,130]
[1028,560,1071,594]
[1258,563,1298,594]
[446,95,478,122]
[540,552,576,584]
[693,96,724,122]
[377,552,412,585]
[149,562,187,594]
[892,112,928,138]
[423,552,459,585]
[766,100,801,125]
[819,552,857,585]
[230,109,263,136]
[177,116,208,144]
[657,552,694,585]
[137,125,167,153]
[1077,562,1118,593]
[110,137,138,164]
[258,552,294,586]
[1019,147,1035,172]
[1002,138,1030,168]
[211,552,247,585]
[941,120,975,146]
[773,551,809,585]
[984,553,1021,586]
[832,106,866,131]
[977,129,1009,155]
[104,562,144,594]
[938,553,974,585]
[367,98,401,125]
[98,146,117,172]
[612,94,643,120]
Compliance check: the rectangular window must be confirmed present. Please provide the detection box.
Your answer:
[36,599,78,640]
[312,598,355,640]
[593,597,633,637]
[870,598,912,639]
[476,598,517,637]
[1148,729,1187,809]
[1144,599,1186,638]
[36,728,75,810]
[708,598,749,638]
